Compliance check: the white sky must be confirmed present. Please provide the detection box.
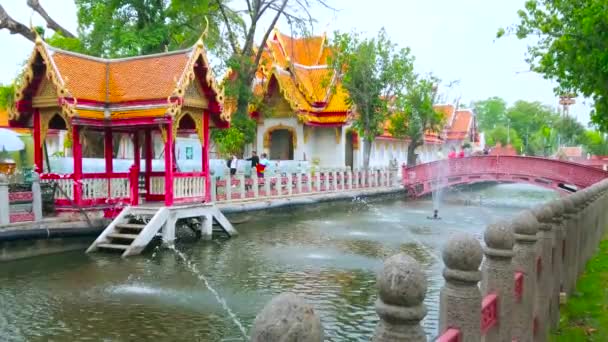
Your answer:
[0,0,593,126]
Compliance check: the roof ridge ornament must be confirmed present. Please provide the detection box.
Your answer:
[29,12,43,45]
[196,17,210,48]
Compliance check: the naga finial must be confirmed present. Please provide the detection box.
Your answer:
[196,17,209,48]
[29,11,43,45]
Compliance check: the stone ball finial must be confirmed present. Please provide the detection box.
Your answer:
[511,210,538,236]
[531,204,554,223]
[442,233,483,272]
[484,220,514,250]
[250,292,323,342]
[560,197,576,215]
[376,253,427,307]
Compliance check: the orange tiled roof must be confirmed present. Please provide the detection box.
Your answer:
[14,39,230,124]
[0,109,8,126]
[446,109,474,140]
[252,28,350,126]
[559,146,583,158]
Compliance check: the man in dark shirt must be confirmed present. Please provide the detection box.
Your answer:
[246,151,259,169]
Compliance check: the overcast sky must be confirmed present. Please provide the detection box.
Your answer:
[0,0,593,126]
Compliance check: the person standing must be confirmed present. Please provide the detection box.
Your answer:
[246,151,259,173]
[457,146,465,158]
[448,147,456,159]
[228,155,238,175]
[256,153,269,178]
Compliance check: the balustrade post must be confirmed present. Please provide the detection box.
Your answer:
[252,173,259,199]
[511,210,539,341]
[296,172,302,194]
[531,205,555,342]
[376,168,380,187]
[372,253,427,341]
[287,173,293,196]
[239,174,246,199]
[545,200,565,328]
[210,173,217,202]
[31,173,42,221]
[481,220,515,342]
[264,175,271,198]
[353,169,359,189]
[555,198,575,296]
[367,169,372,188]
[225,174,232,201]
[347,169,353,190]
[306,171,312,193]
[438,233,483,341]
[251,293,323,342]
[0,175,9,225]
[315,171,321,193]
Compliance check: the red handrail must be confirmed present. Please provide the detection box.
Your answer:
[481,293,498,334]
[437,328,461,342]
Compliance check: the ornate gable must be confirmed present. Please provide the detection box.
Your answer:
[32,76,59,108]
[183,79,208,108]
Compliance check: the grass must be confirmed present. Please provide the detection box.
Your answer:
[551,238,608,342]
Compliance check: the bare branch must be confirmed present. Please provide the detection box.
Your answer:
[253,0,288,68]
[27,0,75,38]
[0,4,36,42]
[214,0,240,54]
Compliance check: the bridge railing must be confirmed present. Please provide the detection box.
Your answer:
[402,155,608,196]
[248,177,608,342]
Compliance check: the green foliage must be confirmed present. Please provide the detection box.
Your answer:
[329,29,415,167]
[500,0,608,131]
[73,0,230,58]
[389,75,444,163]
[581,131,608,156]
[472,96,507,131]
[0,84,15,110]
[485,125,523,153]
[212,126,245,157]
[550,237,608,341]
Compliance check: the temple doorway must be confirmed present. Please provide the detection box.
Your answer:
[345,131,354,169]
[269,129,294,160]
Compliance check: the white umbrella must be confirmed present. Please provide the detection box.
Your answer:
[0,128,25,152]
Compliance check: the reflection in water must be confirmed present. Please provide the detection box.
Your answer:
[0,184,555,341]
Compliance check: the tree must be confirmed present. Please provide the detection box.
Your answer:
[389,76,444,166]
[330,29,415,168]
[485,125,523,153]
[582,130,608,156]
[554,115,586,147]
[498,0,608,131]
[471,97,507,131]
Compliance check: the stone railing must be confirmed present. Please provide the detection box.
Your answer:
[210,167,400,202]
[0,173,43,225]
[249,178,608,341]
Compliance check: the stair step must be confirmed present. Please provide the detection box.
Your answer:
[97,243,129,250]
[116,223,146,230]
[108,233,138,240]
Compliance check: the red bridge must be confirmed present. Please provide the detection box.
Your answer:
[402,155,608,197]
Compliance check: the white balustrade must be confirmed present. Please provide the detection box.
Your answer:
[174,176,205,198]
[81,178,108,200]
[150,176,165,195]
[110,178,129,199]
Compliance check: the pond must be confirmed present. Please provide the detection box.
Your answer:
[0,183,556,341]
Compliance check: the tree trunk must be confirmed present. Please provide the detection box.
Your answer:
[363,138,373,170]
[407,143,418,167]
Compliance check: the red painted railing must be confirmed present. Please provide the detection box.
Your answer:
[481,293,498,334]
[403,156,608,197]
[437,328,461,342]
[514,271,524,302]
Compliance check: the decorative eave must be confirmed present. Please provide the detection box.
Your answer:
[13,36,77,121]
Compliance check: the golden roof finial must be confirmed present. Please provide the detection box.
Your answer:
[196,17,209,48]
[29,12,43,45]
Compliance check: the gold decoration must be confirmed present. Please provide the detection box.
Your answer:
[173,111,203,143]
[303,126,310,143]
[39,109,70,148]
[263,124,297,149]
[335,127,341,144]
[159,125,168,143]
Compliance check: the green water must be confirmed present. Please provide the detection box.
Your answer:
[0,184,555,341]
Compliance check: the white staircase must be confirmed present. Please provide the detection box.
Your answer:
[86,204,237,257]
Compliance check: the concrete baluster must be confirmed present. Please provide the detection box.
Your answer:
[32,173,42,221]
[210,173,217,202]
[264,175,271,198]
[331,169,337,191]
[376,168,380,187]
[296,172,302,194]
[554,198,574,296]
[378,168,384,187]
[372,253,427,342]
[353,169,359,189]
[481,220,515,342]
[250,292,324,342]
[0,174,9,225]
[252,173,259,199]
[306,171,312,193]
[367,169,373,188]
[315,171,321,193]
[545,200,565,328]
[225,174,232,201]
[347,169,353,190]
[239,174,246,199]
[438,233,483,341]
[511,210,539,341]
[531,205,555,342]
[287,173,293,196]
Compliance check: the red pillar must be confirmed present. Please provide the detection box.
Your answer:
[203,111,210,202]
[104,127,113,173]
[33,109,43,173]
[164,122,174,206]
[72,124,82,205]
[131,131,141,205]
[144,129,152,197]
